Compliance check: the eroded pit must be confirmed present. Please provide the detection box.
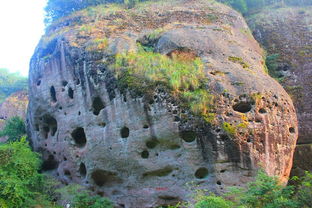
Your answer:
[92,96,105,115]
[120,126,130,138]
[71,127,87,147]
[79,162,87,177]
[180,131,196,143]
[42,155,58,171]
[91,169,119,186]
[195,167,209,179]
[50,86,57,102]
[233,102,252,113]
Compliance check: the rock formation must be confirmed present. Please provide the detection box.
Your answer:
[0,91,28,142]
[27,0,298,207]
[247,6,312,175]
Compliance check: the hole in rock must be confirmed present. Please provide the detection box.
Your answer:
[79,163,87,177]
[91,169,118,187]
[42,155,58,171]
[68,87,74,99]
[62,81,68,86]
[174,116,180,122]
[92,96,105,115]
[143,166,173,177]
[76,79,80,85]
[146,139,159,149]
[141,150,149,159]
[180,131,196,143]
[41,115,57,138]
[233,102,252,113]
[289,127,295,133]
[63,157,67,161]
[143,124,149,129]
[50,86,57,102]
[120,127,130,138]
[99,122,106,127]
[195,167,209,179]
[173,110,178,114]
[217,181,222,185]
[78,111,81,115]
[37,80,41,86]
[259,108,267,114]
[220,169,226,173]
[158,195,179,200]
[71,127,87,147]
[64,170,71,176]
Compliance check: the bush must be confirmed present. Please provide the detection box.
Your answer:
[195,195,233,208]
[72,192,113,208]
[0,116,26,142]
[0,137,42,207]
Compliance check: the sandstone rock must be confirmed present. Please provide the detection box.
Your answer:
[247,6,312,175]
[27,1,298,207]
[0,91,28,142]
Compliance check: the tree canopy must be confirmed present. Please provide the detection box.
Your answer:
[0,68,27,103]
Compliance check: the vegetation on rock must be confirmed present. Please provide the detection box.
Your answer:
[113,45,215,122]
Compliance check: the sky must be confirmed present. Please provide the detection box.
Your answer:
[0,0,46,77]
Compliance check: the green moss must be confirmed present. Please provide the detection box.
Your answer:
[222,122,236,136]
[228,56,250,69]
[113,45,215,122]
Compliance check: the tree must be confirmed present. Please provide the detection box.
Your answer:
[0,116,26,142]
[0,137,42,207]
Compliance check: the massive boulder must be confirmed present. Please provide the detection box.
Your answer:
[27,0,298,207]
[247,6,312,175]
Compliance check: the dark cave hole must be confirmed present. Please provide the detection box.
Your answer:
[259,108,267,114]
[141,150,149,159]
[289,127,295,134]
[180,130,196,143]
[195,167,209,179]
[99,122,106,127]
[76,79,80,85]
[68,87,74,99]
[37,80,41,86]
[41,155,58,171]
[50,86,57,102]
[71,127,87,147]
[92,96,105,115]
[174,116,180,122]
[233,102,252,113]
[120,126,130,138]
[41,115,57,138]
[143,124,149,129]
[79,162,87,177]
[62,81,68,86]
[146,139,159,149]
[91,169,117,187]
[64,170,71,176]
[217,181,222,185]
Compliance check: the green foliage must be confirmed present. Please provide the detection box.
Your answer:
[228,56,250,69]
[236,170,299,208]
[195,195,234,208]
[265,54,284,82]
[114,45,215,122]
[295,172,312,208]
[0,116,26,142]
[0,68,27,103]
[0,137,42,207]
[72,192,114,208]
[222,122,236,136]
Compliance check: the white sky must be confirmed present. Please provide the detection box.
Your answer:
[0,0,46,76]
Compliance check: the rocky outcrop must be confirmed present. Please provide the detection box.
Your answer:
[27,0,298,207]
[247,6,312,175]
[0,91,28,142]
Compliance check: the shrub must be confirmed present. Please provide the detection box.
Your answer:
[295,172,312,208]
[72,192,113,208]
[195,195,234,208]
[0,116,26,142]
[0,137,42,207]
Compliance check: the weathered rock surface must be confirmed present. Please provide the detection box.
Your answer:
[28,1,298,207]
[0,91,28,142]
[247,6,312,173]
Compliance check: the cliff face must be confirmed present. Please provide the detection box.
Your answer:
[247,6,312,175]
[0,91,28,142]
[28,0,298,207]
